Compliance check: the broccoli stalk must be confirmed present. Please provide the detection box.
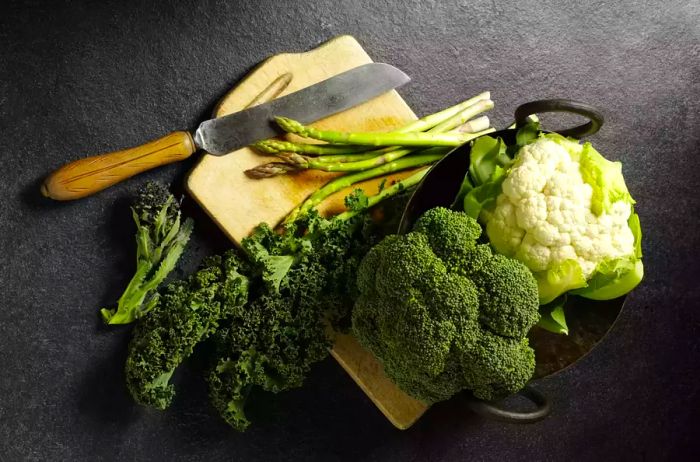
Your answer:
[101,182,193,325]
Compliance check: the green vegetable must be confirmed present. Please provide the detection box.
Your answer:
[258,129,493,174]
[537,295,569,335]
[334,169,429,221]
[125,251,249,409]
[352,207,539,403]
[252,93,491,159]
[101,182,193,325]
[274,116,483,147]
[284,150,446,223]
[208,211,381,430]
[254,140,376,155]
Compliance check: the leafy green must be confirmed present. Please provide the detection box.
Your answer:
[533,259,588,305]
[514,120,540,148]
[208,210,382,430]
[101,182,193,325]
[344,188,370,212]
[462,166,507,220]
[125,251,249,409]
[468,136,509,185]
[579,142,636,216]
[537,296,569,335]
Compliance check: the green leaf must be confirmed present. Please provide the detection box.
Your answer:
[344,188,369,212]
[462,166,506,219]
[578,142,635,216]
[451,172,474,209]
[263,255,295,292]
[629,212,643,259]
[571,257,643,301]
[536,295,569,335]
[468,136,508,186]
[515,121,540,147]
[534,259,588,305]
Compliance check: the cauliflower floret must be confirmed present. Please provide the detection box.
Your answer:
[482,136,636,280]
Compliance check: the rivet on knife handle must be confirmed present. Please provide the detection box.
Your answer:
[41,131,196,200]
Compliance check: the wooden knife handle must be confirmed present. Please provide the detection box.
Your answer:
[41,131,197,200]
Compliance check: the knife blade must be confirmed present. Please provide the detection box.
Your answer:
[41,63,410,200]
[195,63,410,155]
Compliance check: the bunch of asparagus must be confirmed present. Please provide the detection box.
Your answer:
[245,92,495,222]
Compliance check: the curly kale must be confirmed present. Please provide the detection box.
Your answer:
[125,251,248,409]
[207,211,380,430]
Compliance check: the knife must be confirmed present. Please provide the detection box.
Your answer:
[41,63,410,201]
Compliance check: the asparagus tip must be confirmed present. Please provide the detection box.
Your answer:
[251,140,277,154]
[276,152,309,167]
[275,116,303,134]
[245,162,299,179]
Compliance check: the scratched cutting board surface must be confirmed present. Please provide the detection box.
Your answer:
[186,35,428,429]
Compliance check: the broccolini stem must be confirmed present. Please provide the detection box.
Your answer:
[334,168,430,221]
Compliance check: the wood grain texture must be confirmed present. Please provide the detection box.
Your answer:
[186,35,428,429]
[42,131,196,200]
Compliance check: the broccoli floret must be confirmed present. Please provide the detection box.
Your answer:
[462,331,535,401]
[125,251,248,409]
[471,254,540,339]
[352,207,540,405]
[413,207,482,263]
[455,244,494,278]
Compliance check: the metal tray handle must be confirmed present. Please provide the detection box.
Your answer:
[514,99,604,138]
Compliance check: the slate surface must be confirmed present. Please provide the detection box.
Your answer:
[1,1,699,460]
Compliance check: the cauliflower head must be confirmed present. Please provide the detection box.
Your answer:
[469,133,643,304]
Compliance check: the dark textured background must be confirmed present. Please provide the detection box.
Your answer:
[1,1,699,460]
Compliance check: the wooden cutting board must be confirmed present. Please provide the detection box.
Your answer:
[186,35,428,429]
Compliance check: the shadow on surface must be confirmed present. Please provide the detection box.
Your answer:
[19,175,77,211]
[76,334,141,427]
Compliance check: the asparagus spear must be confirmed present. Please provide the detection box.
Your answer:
[253,92,493,156]
[269,128,494,173]
[334,168,429,221]
[284,149,448,224]
[274,116,487,147]
[307,116,488,164]
[392,91,490,133]
[254,140,375,155]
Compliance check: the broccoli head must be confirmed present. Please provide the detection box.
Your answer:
[352,207,539,404]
